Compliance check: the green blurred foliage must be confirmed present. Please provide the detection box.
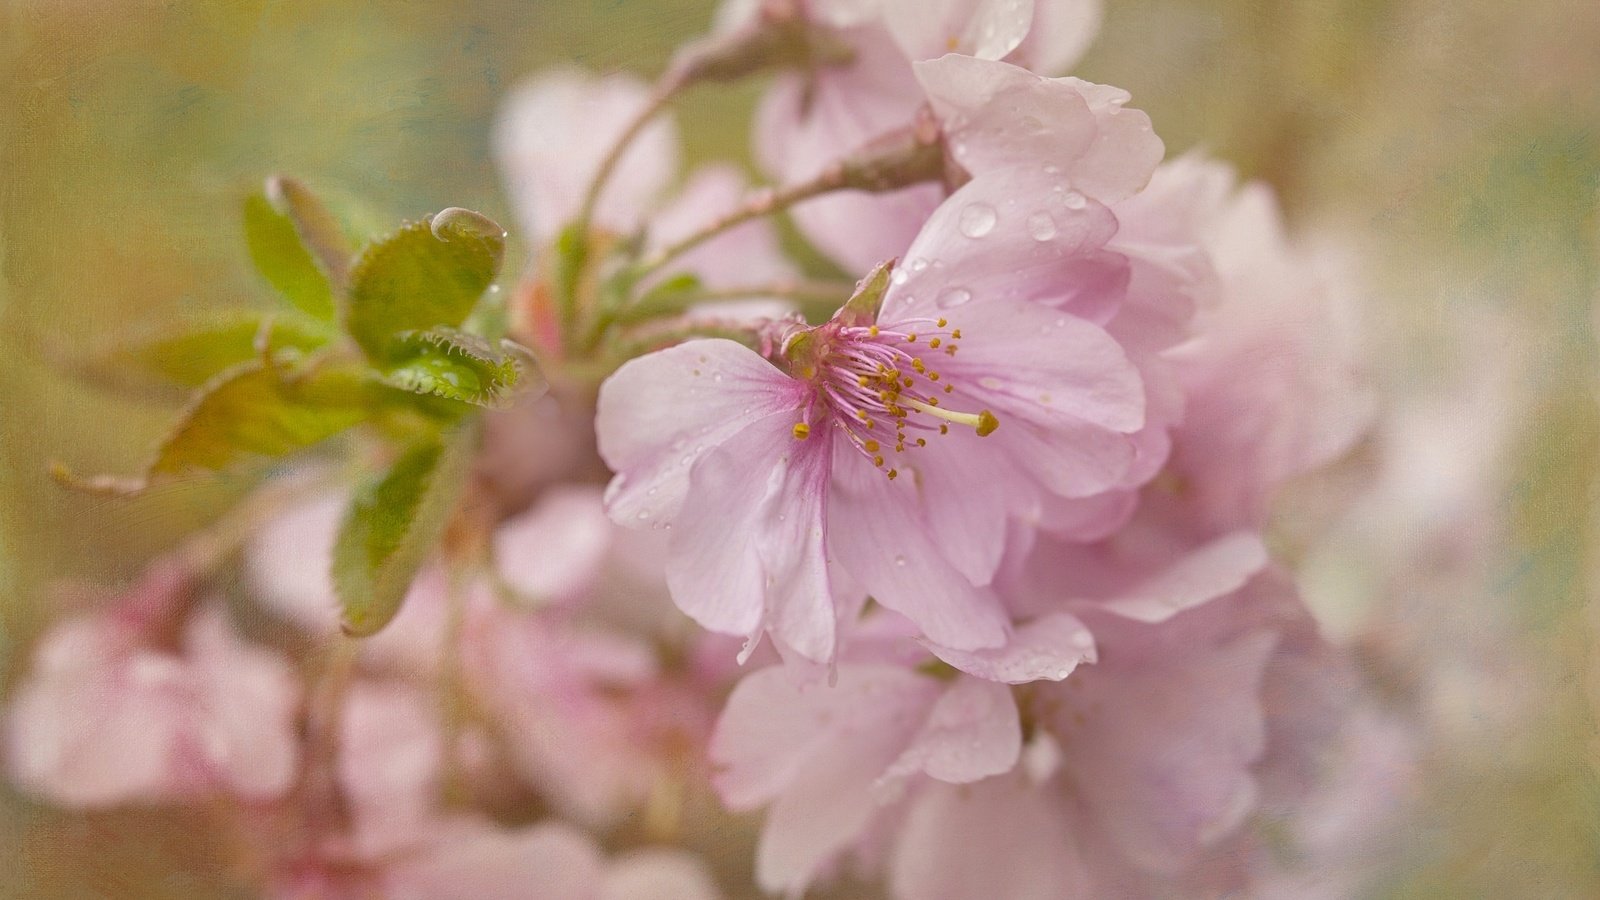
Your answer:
[1,0,1597,897]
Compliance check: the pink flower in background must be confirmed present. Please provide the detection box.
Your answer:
[494,69,791,289]
[5,602,300,809]
[384,820,723,900]
[598,166,1144,663]
[744,1,1144,274]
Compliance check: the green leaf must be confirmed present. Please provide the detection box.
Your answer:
[266,175,354,289]
[381,328,545,408]
[344,208,506,361]
[148,359,372,476]
[65,311,334,398]
[838,258,893,326]
[334,423,478,636]
[245,182,340,319]
[52,358,374,496]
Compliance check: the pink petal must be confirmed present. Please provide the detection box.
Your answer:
[1095,531,1270,623]
[710,664,938,811]
[889,774,1089,900]
[599,850,724,900]
[1008,0,1103,74]
[915,57,1162,204]
[245,490,346,632]
[921,612,1096,684]
[885,0,1034,61]
[597,338,806,527]
[828,451,1011,651]
[1036,489,1138,540]
[5,617,188,808]
[922,298,1144,433]
[666,411,836,660]
[385,821,605,900]
[186,610,300,801]
[339,682,443,858]
[879,677,1021,787]
[754,702,922,895]
[493,70,678,242]
[885,168,1123,322]
[1050,630,1278,871]
[493,484,613,605]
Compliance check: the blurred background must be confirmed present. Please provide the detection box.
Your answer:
[1,1,1595,896]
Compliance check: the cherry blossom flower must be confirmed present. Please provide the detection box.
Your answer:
[5,599,300,809]
[741,1,1148,274]
[598,165,1145,663]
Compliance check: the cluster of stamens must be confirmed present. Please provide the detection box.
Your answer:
[790,315,998,479]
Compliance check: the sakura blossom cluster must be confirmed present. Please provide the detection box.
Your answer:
[6,1,1381,896]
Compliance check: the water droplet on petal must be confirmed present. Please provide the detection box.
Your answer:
[1062,190,1087,210]
[894,555,907,567]
[909,257,929,272]
[935,286,973,309]
[1027,211,1057,241]
[958,202,997,239]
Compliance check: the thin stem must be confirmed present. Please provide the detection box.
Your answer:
[613,278,856,326]
[630,128,946,285]
[632,174,845,284]
[571,78,682,236]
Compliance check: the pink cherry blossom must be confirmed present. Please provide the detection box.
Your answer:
[598,166,1145,663]
[747,5,1149,274]
[710,662,1021,895]
[5,604,300,809]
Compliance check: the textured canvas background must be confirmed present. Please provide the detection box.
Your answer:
[2,1,1596,896]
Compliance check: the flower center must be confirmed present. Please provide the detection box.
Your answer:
[790,316,998,479]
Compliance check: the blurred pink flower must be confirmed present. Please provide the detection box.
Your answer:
[493,69,791,290]
[385,820,723,900]
[6,604,300,809]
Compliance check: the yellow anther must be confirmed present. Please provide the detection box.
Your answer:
[902,377,914,388]
[929,338,941,349]
[916,438,927,447]
[945,346,958,356]
[940,424,950,434]
[873,455,885,467]
[907,333,918,343]
[901,398,1000,437]
[927,396,939,407]
[887,468,899,480]
[864,440,880,452]
[857,410,869,421]
[943,384,954,393]
[936,318,947,327]
[869,325,879,337]
[928,371,940,381]
[858,375,870,387]
[792,422,811,440]
[951,329,961,339]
